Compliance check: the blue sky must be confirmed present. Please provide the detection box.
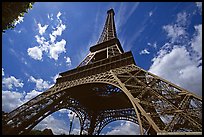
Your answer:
[2,2,202,135]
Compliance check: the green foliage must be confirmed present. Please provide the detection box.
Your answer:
[29,128,54,135]
[2,2,35,33]
[29,129,44,135]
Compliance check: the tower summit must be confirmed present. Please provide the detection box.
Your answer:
[3,9,202,135]
[97,8,117,44]
[77,8,125,67]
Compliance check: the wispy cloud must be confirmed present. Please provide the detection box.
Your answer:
[14,29,22,34]
[91,7,102,45]
[149,11,153,17]
[123,21,147,51]
[147,42,157,49]
[9,48,30,66]
[118,4,158,51]
[78,7,102,65]
[139,48,150,55]
[116,2,140,34]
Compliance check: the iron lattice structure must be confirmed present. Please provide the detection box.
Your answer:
[3,9,202,135]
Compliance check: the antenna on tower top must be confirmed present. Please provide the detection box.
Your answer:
[107,8,115,15]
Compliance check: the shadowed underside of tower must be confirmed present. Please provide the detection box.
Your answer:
[3,9,202,135]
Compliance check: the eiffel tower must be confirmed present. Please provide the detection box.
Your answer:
[3,9,202,135]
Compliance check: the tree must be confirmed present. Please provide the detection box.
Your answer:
[2,2,35,33]
[29,128,54,135]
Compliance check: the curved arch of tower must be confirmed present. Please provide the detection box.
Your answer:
[3,9,202,135]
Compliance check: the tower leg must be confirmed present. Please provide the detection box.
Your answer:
[88,113,97,135]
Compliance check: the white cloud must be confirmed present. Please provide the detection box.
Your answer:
[163,12,188,43]
[29,76,51,91]
[149,11,153,17]
[58,108,69,113]
[34,114,70,135]
[67,110,75,121]
[13,16,24,26]
[2,90,24,112]
[38,23,49,35]
[64,56,72,66]
[139,49,150,55]
[2,75,45,113]
[71,128,81,135]
[28,12,67,61]
[57,12,62,19]
[149,24,202,96]
[34,34,67,61]
[27,46,43,60]
[36,36,50,52]
[24,90,42,103]
[52,24,66,37]
[150,9,202,97]
[195,2,202,14]
[52,73,60,83]
[2,76,24,89]
[105,121,139,135]
[34,109,80,135]
[49,34,56,43]
[59,109,78,125]
[49,39,66,60]
[67,111,80,135]
[176,12,187,26]
[2,68,5,76]
[191,24,202,57]
[35,35,46,45]
[2,89,75,136]
[48,13,54,20]
[2,89,42,113]
[147,43,151,46]
[196,2,202,8]
[50,12,66,43]
[163,25,186,43]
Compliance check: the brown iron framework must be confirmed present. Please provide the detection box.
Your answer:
[2,9,202,135]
